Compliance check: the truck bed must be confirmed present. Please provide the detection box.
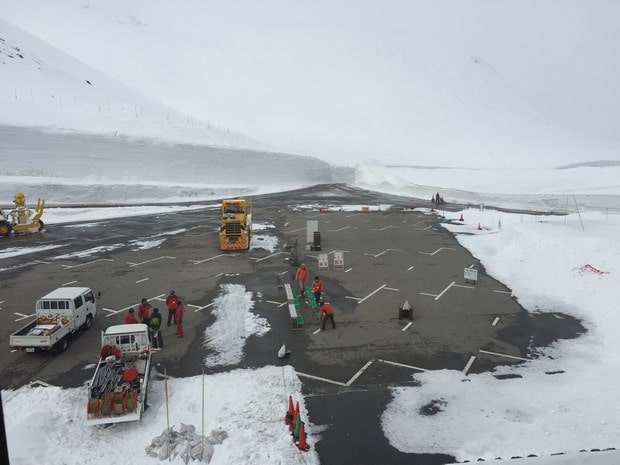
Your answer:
[86,351,151,424]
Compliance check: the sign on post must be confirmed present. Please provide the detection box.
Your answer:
[334,251,344,269]
[318,254,329,271]
[464,267,478,284]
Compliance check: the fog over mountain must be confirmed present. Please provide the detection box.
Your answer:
[1,0,618,169]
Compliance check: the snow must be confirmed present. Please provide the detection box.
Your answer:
[1,2,620,464]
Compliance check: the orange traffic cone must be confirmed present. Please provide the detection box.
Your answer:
[297,421,310,451]
[285,395,294,425]
[459,213,464,221]
[477,223,482,231]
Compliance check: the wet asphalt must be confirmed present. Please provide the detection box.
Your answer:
[0,184,585,464]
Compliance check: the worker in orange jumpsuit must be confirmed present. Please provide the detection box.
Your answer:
[319,301,335,330]
[138,298,151,325]
[311,275,324,305]
[166,290,178,326]
[175,300,186,338]
[125,308,139,324]
[295,264,308,297]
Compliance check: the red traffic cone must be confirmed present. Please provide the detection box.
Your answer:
[290,401,300,432]
[459,213,464,221]
[285,395,294,425]
[297,421,310,451]
[477,223,482,230]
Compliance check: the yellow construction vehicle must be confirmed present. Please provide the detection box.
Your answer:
[0,192,45,236]
[219,197,252,251]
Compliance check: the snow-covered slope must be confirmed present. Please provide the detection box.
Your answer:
[1,0,618,167]
[0,18,267,150]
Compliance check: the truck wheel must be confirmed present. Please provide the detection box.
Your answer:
[38,219,45,231]
[55,338,68,352]
[0,221,11,237]
[82,315,93,331]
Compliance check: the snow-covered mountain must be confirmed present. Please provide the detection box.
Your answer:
[0,18,268,150]
[1,0,619,168]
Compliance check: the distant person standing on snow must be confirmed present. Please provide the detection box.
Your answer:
[311,275,324,304]
[295,264,308,297]
[175,300,186,338]
[166,290,178,327]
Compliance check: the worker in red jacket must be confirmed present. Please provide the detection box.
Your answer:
[137,298,152,325]
[295,264,308,297]
[166,290,178,327]
[125,308,139,324]
[319,301,335,330]
[175,300,186,338]
[311,275,324,305]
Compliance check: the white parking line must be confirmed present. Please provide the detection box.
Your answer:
[61,258,113,269]
[492,317,500,326]
[370,225,400,231]
[327,226,351,232]
[479,349,528,361]
[135,278,149,283]
[62,280,78,286]
[493,289,512,294]
[377,359,428,372]
[344,268,352,273]
[127,256,175,267]
[402,322,413,331]
[365,248,403,258]
[358,285,386,303]
[312,328,322,335]
[254,252,284,263]
[463,355,476,374]
[296,371,347,386]
[418,247,456,256]
[14,312,35,321]
[407,266,414,271]
[190,254,226,264]
[434,282,455,300]
[345,360,373,386]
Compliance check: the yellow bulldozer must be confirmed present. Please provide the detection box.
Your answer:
[0,192,45,237]
[219,197,252,251]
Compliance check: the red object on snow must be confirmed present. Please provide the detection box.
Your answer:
[297,421,310,451]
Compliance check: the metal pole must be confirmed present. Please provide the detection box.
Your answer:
[165,369,171,461]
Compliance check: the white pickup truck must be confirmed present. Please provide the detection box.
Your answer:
[86,323,152,425]
[9,287,97,352]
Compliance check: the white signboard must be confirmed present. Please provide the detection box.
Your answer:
[334,252,344,269]
[464,267,478,283]
[318,254,329,271]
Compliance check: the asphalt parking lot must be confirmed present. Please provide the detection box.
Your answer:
[0,184,585,465]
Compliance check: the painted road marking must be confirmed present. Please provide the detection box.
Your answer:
[493,290,512,294]
[492,317,500,326]
[135,278,149,283]
[345,267,352,273]
[61,258,113,269]
[370,225,400,231]
[384,287,399,291]
[435,281,455,300]
[344,213,360,218]
[312,328,322,335]
[296,371,347,387]
[402,322,413,331]
[327,226,351,232]
[127,256,175,267]
[190,302,213,312]
[289,226,305,233]
[378,359,428,372]
[62,280,78,286]
[463,356,476,375]
[407,266,414,271]
[345,284,397,303]
[479,349,528,361]
[14,312,35,321]
[190,254,226,264]
[365,248,403,258]
[454,284,475,289]
[346,360,373,385]
[418,247,456,256]
[253,252,285,263]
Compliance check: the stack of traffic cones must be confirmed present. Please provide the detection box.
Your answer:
[284,395,295,425]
